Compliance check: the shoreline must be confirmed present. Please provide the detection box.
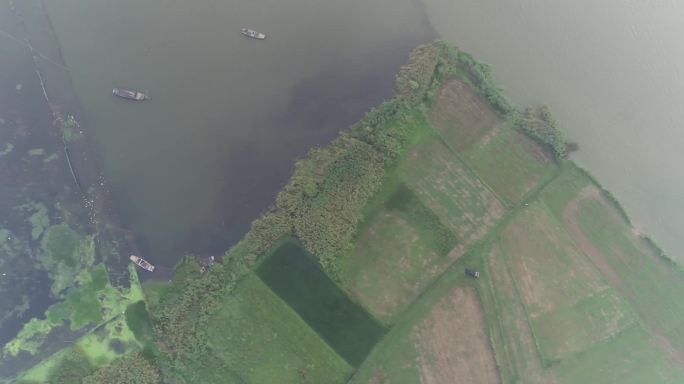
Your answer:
[6,37,680,382]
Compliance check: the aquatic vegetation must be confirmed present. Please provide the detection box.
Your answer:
[0,143,14,156]
[37,225,95,296]
[43,225,79,267]
[42,152,59,163]
[59,115,82,142]
[0,228,21,256]
[3,318,52,357]
[28,148,45,157]
[10,265,147,381]
[0,295,30,329]
[28,203,50,241]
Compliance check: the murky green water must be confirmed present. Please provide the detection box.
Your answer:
[421,0,684,261]
[43,0,434,265]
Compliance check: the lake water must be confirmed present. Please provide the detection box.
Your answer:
[43,0,434,265]
[421,0,684,262]
[8,0,682,269]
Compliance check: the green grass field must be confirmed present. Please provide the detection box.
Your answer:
[463,128,557,205]
[205,274,353,383]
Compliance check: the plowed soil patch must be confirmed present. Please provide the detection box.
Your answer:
[412,287,499,384]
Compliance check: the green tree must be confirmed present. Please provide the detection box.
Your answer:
[82,352,160,384]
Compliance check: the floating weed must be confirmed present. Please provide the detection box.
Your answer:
[42,152,59,163]
[6,264,144,363]
[27,148,45,157]
[3,318,52,357]
[28,203,50,241]
[0,143,14,156]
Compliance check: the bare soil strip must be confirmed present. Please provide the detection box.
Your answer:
[411,287,500,384]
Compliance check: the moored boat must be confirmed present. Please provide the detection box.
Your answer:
[113,88,146,101]
[129,255,155,272]
[241,28,266,40]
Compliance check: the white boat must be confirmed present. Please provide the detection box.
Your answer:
[129,255,155,272]
[241,28,266,40]
[112,88,146,101]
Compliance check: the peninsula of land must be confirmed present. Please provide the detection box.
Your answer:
[8,41,684,384]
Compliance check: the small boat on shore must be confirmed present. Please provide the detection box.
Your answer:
[241,28,266,40]
[113,88,146,101]
[130,255,155,272]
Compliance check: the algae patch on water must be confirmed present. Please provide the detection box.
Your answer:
[37,224,96,296]
[0,143,14,156]
[7,264,147,380]
[28,148,45,157]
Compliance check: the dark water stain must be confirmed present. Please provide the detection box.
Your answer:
[257,241,386,366]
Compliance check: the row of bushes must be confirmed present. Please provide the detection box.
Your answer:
[454,50,514,115]
[515,105,569,160]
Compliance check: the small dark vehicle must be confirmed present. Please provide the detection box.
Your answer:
[465,268,480,278]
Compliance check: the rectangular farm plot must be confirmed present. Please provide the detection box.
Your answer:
[479,244,555,384]
[411,287,500,384]
[568,194,684,364]
[205,274,353,383]
[339,209,448,323]
[531,288,635,362]
[401,137,505,251]
[429,77,501,152]
[257,242,385,366]
[350,285,500,384]
[464,127,556,205]
[551,325,684,384]
[500,203,636,364]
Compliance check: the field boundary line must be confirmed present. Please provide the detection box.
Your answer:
[480,245,514,384]
[498,240,547,368]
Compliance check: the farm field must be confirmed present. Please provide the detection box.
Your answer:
[428,77,556,205]
[204,274,353,383]
[339,133,506,323]
[334,52,684,383]
[350,258,499,384]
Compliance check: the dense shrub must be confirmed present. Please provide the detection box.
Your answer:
[395,43,443,103]
[515,105,568,160]
[82,352,161,384]
[46,348,94,384]
[455,51,514,114]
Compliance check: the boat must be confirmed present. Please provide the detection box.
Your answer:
[113,88,146,101]
[129,255,155,272]
[241,28,266,40]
